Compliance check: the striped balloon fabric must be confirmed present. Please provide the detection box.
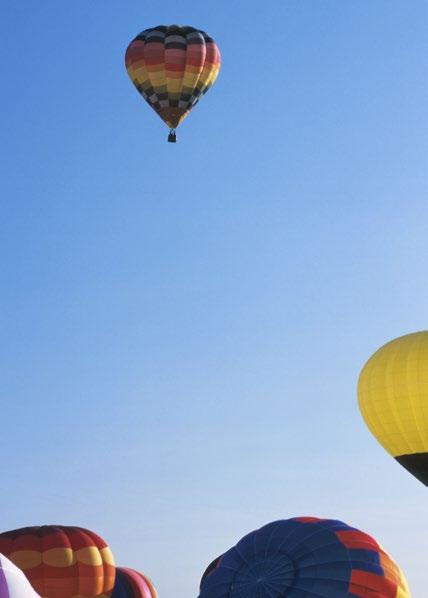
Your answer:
[125,25,221,138]
[0,553,41,597]
[112,567,157,598]
[0,526,115,598]
[199,518,410,598]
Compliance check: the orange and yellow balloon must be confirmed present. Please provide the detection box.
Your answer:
[358,330,428,485]
[0,526,115,598]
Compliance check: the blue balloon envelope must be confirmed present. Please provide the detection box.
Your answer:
[198,517,409,597]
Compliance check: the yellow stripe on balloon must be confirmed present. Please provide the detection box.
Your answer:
[9,550,41,570]
[43,548,75,567]
[100,547,115,565]
[75,546,103,566]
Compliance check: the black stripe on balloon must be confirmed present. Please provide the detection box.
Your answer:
[146,34,166,42]
[165,42,187,50]
[187,36,205,45]
[148,26,168,34]
[202,33,215,43]
[395,452,428,485]
[181,26,198,34]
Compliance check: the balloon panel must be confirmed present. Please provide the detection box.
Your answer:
[200,556,222,590]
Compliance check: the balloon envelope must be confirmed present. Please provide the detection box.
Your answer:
[0,553,40,597]
[125,25,221,131]
[0,526,115,598]
[358,331,428,485]
[199,518,410,597]
[112,568,157,598]
[200,556,222,590]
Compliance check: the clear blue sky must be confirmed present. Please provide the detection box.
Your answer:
[1,1,427,596]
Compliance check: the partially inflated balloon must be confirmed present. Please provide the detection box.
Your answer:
[0,553,41,597]
[358,331,428,485]
[0,526,115,598]
[112,568,157,598]
[125,25,221,141]
[198,518,410,597]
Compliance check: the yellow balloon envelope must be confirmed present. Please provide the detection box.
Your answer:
[358,331,428,485]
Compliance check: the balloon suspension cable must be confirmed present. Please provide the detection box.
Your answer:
[168,129,177,143]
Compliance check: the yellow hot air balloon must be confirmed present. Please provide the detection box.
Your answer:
[358,331,428,485]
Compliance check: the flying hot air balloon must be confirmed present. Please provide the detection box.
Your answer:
[112,567,157,598]
[358,330,428,485]
[125,25,221,142]
[0,526,115,598]
[198,517,410,597]
[0,553,41,597]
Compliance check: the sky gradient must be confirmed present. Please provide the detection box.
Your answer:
[1,1,428,595]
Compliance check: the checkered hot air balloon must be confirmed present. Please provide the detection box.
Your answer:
[125,25,221,142]
[0,526,115,598]
[111,567,157,598]
[199,518,410,598]
[0,553,41,597]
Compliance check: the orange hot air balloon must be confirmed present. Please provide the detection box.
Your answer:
[0,526,115,598]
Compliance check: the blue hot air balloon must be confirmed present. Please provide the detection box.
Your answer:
[198,517,410,597]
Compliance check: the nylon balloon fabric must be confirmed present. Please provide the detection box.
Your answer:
[200,557,222,590]
[112,567,157,598]
[358,330,428,485]
[0,526,115,598]
[125,25,221,130]
[0,553,41,597]
[198,518,410,598]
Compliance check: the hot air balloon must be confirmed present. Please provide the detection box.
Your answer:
[125,25,221,142]
[0,526,115,598]
[358,330,428,485]
[0,553,41,597]
[112,567,157,598]
[198,517,410,597]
